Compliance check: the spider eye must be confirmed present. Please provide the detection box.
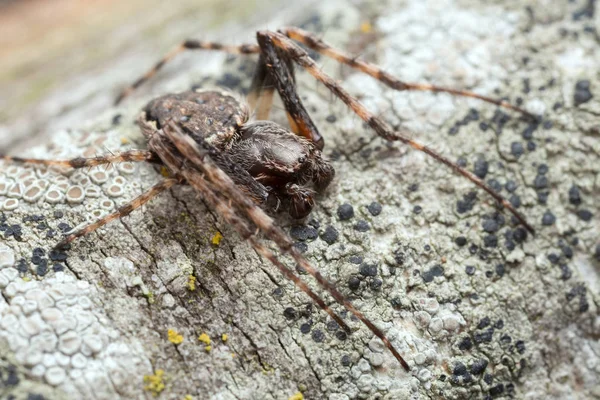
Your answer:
[298,156,306,164]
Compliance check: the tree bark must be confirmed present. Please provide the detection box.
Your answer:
[1,1,598,399]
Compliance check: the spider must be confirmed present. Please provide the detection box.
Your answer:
[1,27,537,372]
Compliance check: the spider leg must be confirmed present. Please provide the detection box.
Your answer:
[252,38,325,150]
[115,41,259,105]
[161,122,411,371]
[1,150,160,169]
[257,31,535,235]
[280,27,536,119]
[55,178,178,249]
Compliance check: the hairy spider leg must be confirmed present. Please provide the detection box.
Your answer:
[114,41,260,105]
[55,178,178,249]
[151,131,353,334]
[258,30,535,234]
[280,27,537,119]
[1,150,160,169]
[161,122,411,371]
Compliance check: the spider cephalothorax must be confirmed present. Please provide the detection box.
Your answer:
[141,89,334,218]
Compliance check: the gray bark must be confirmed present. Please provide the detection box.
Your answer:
[1,1,599,399]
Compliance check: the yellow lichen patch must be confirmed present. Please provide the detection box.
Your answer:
[221,333,228,342]
[160,166,170,178]
[211,231,223,246]
[143,369,165,396]
[360,21,372,33]
[168,329,184,345]
[183,395,193,400]
[198,332,211,351]
[187,275,196,291]
[288,393,304,400]
[120,137,129,144]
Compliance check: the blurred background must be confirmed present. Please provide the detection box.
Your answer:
[0,0,301,153]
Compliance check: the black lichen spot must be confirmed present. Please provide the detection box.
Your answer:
[413,205,422,214]
[527,141,536,151]
[509,194,521,208]
[326,114,337,123]
[574,80,593,106]
[533,174,548,189]
[477,317,491,329]
[473,159,489,179]
[494,319,504,329]
[283,307,298,320]
[577,209,593,222]
[453,362,467,376]
[515,340,526,354]
[568,185,582,205]
[36,260,48,276]
[307,218,320,229]
[483,373,493,385]
[458,336,473,350]
[474,329,494,344]
[559,264,572,280]
[542,211,556,226]
[57,223,71,233]
[510,142,524,158]
[469,244,478,255]
[359,263,378,277]
[484,235,498,248]
[512,227,528,243]
[457,191,478,214]
[326,320,339,332]
[537,191,549,205]
[337,203,354,220]
[111,114,122,125]
[547,253,560,264]
[538,164,549,175]
[489,384,505,396]
[16,259,28,273]
[495,264,505,277]
[465,265,475,276]
[455,236,467,247]
[293,242,308,253]
[470,359,488,375]
[49,250,67,262]
[311,329,325,343]
[348,276,361,291]
[354,220,370,232]
[320,226,339,245]
[290,225,318,241]
[300,323,311,334]
[367,202,382,216]
[341,354,352,366]
[485,270,494,278]
[370,279,382,291]
[505,180,518,193]
[521,122,538,140]
[500,334,512,345]
[4,365,19,386]
[348,255,363,264]
[482,218,499,233]
[487,179,502,193]
[421,265,444,283]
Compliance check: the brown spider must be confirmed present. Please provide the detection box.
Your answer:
[1,27,537,372]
